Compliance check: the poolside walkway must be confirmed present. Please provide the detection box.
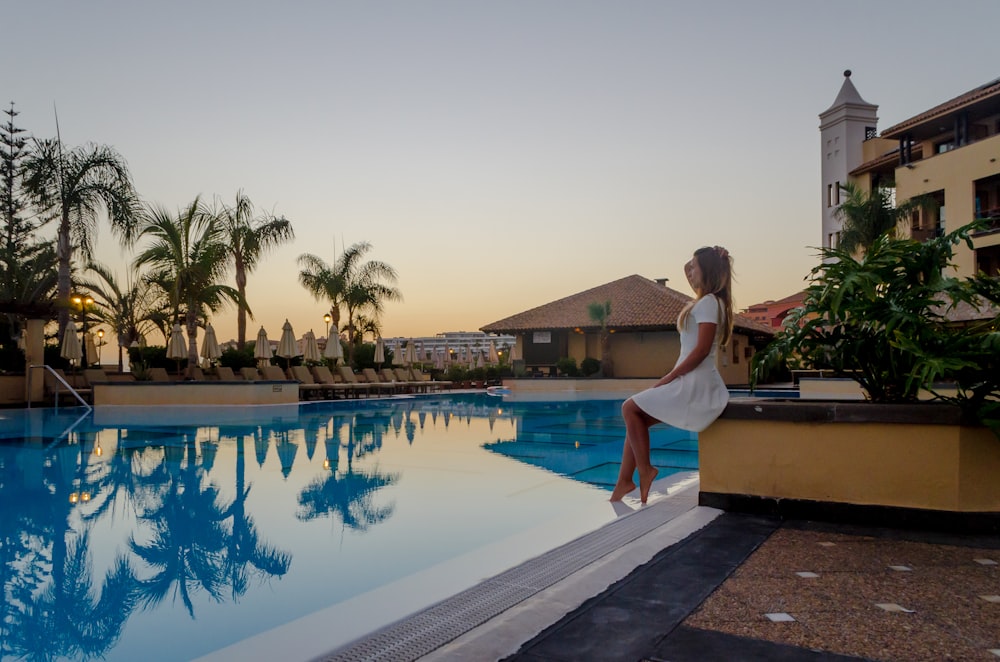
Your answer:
[325,474,1000,662]
[498,513,1000,662]
[410,469,1000,662]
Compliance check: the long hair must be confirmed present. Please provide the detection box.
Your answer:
[677,246,734,347]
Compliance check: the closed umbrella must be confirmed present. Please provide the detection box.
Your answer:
[488,340,499,364]
[276,319,298,369]
[324,333,344,366]
[200,323,222,366]
[84,332,99,367]
[374,337,385,366]
[167,324,187,375]
[476,349,485,369]
[60,325,82,367]
[302,330,322,363]
[404,339,417,366]
[276,320,299,370]
[434,348,444,371]
[254,327,273,367]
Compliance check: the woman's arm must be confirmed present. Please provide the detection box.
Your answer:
[654,322,717,387]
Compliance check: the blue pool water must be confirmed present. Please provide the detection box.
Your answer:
[0,393,699,661]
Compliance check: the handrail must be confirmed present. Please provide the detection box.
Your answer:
[27,365,92,411]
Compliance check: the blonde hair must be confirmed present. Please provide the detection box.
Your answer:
[677,246,734,347]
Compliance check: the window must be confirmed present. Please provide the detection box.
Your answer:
[827,184,833,208]
[865,126,878,140]
[835,181,841,205]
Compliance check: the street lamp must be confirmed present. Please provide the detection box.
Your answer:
[96,329,105,364]
[72,295,94,366]
[323,313,331,340]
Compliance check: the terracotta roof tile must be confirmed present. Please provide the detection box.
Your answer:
[480,274,773,336]
[880,77,1000,138]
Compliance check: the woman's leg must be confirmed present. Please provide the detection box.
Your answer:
[621,398,659,503]
[609,441,637,501]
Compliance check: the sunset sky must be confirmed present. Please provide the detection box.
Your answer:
[5,1,999,344]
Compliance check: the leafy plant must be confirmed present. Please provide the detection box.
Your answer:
[580,357,601,377]
[445,365,467,382]
[556,357,579,377]
[752,220,999,434]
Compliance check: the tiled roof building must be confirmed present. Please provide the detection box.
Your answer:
[482,275,772,384]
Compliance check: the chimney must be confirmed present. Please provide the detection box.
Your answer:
[654,277,669,286]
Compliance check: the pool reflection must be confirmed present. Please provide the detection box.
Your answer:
[0,394,640,660]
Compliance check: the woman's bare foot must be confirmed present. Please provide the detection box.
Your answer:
[638,466,659,504]
[609,479,636,502]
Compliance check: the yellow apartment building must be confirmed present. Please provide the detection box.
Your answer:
[820,71,1000,276]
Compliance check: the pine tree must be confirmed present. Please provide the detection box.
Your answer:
[0,102,57,322]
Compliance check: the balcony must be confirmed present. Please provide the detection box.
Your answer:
[972,207,1000,236]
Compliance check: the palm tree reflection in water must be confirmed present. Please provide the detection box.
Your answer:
[0,400,474,660]
[298,412,400,532]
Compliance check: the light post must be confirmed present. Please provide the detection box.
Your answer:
[72,295,94,366]
[96,329,105,364]
[324,313,331,340]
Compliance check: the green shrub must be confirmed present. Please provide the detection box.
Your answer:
[445,365,467,382]
[556,357,579,377]
[219,345,256,369]
[580,357,601,377]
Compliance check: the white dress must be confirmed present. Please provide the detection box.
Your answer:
[629,294,729,432]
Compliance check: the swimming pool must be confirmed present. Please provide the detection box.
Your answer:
[0,393,699,661]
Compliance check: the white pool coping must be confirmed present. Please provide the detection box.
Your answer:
[311,472,715,662]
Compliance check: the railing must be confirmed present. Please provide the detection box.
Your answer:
[27,365,92,411]
[973,207,1000,235]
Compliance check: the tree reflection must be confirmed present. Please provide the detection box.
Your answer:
[220,430,291,598]
[0,440,136,661]
[297,467,399,531]
[128,435,229,617]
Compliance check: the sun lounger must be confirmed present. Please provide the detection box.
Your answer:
[289,365,333,400]
[240,367,262,381]
[259,365,288,381]
[148,367,173,382]
[337,366,378,396]
[311,366,359,399]
[381,368,425,393]
[407,366,451,390]
[361,368,401,395]
[188,366,206,381]
[46,368,92,403]
[214,366,239,380]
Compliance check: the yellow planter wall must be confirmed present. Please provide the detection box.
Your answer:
[700,409,1000,513]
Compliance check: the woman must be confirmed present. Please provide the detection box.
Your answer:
[611,246,734,503]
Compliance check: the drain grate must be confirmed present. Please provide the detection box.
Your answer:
[320,485,699,662]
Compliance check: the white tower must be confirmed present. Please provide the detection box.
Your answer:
[818,70,878,249]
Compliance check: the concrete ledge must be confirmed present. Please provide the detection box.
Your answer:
[719,397,975,426]
[92,380,299,406]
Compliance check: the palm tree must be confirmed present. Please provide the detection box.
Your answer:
[22,140,140,337]
[216,191,294,349]
[298,241,401,364]
[587,300,613,377]
[835,182,928,256]
[80,261,166,372]
[133,198,239,377]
